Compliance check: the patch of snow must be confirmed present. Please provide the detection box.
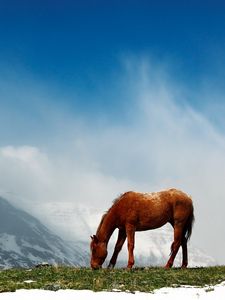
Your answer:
[0,282,225,300]
[21,240,50,253]
[0,234,22,255]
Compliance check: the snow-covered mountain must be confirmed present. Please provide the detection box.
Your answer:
[0,197,89,269]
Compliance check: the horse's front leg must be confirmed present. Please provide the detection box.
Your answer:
[108,229,126,268]
[126,224,135,269]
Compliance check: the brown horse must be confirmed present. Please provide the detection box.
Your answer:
[90,188,194,269]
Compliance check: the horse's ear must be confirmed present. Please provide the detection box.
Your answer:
[91,235,98,243]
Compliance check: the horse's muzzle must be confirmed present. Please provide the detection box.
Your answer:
[91,264,102,270]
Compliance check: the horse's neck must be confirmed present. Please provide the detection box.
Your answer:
[96,211,116,244]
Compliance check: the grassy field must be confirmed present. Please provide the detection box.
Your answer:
[0,266,225,293]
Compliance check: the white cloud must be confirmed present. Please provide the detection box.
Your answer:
[1,145,47,168]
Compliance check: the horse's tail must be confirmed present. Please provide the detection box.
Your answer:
[184,207,195,241]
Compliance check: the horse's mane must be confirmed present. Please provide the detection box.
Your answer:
[96,213,107,235]
[96,194,123,235]
[112,194,123,206]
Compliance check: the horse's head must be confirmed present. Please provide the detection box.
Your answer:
[90,235,108,269]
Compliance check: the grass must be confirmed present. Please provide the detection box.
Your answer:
[0,266,225,293]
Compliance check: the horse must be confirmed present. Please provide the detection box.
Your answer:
[90,188,194,269]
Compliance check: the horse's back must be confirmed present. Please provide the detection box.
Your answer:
[118,188,192,207]
[112,189,193,229]
[112,190,172,229]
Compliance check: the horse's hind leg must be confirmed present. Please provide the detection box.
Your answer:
[165,225,183,269]
[181,237,188,268]
[108,229,126,268]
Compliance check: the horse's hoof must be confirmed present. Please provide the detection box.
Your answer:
[164,264,172,269]
[181,265,187,269]
[107,263,114,269]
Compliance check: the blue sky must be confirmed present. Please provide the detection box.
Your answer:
[1,2,225,97]
[1,1,225,263]
[1,1,225,120]
[0,0,225,143]
[1,1,225,141]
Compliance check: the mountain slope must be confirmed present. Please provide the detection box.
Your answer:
[0,197,89,269]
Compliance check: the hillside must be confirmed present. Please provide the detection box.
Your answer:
[0,197,89,268]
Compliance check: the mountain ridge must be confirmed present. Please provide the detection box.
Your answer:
[0,196,89,269]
